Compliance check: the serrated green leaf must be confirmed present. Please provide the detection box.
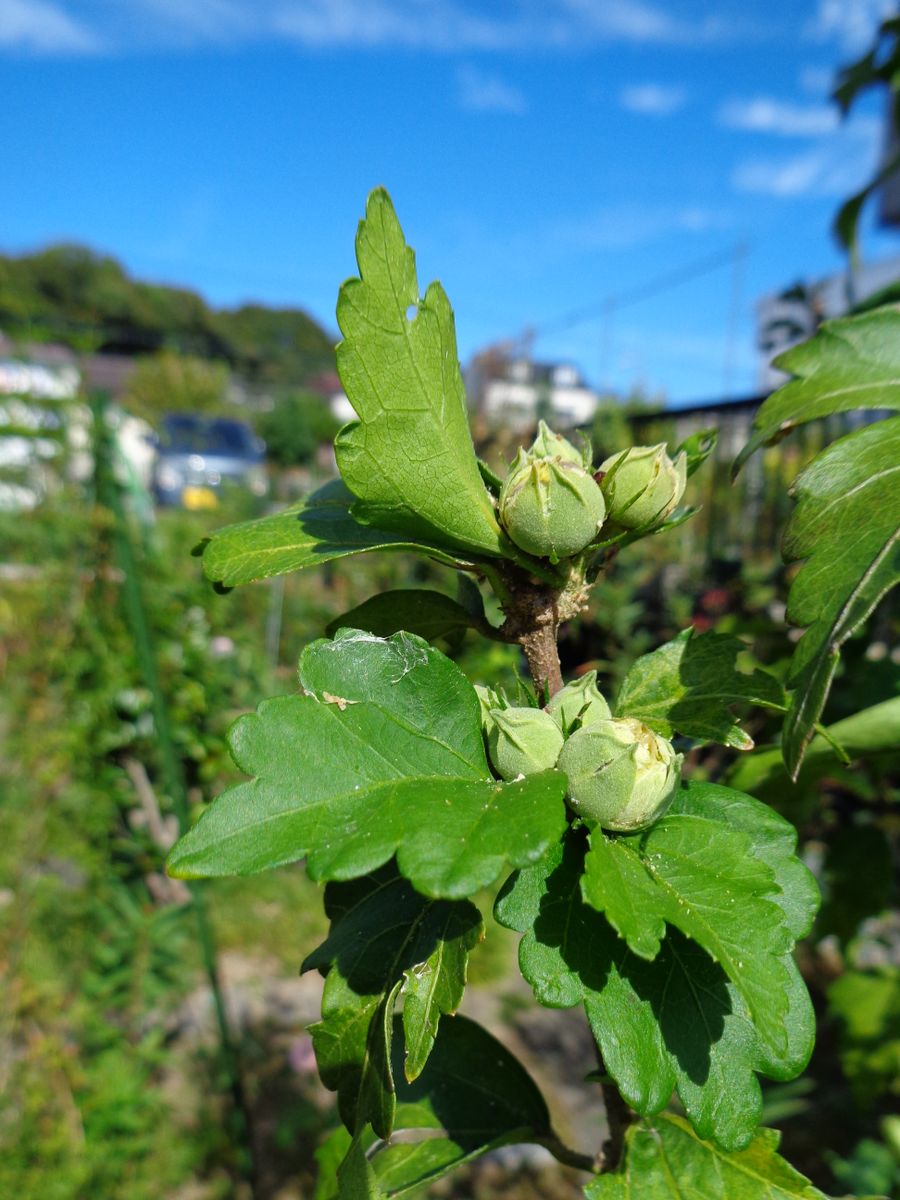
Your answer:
[733,305,900,473]
[167,630,567,896]
[585,1113,832,1199]
[615,627,784,749]
[495,784,817,1150]
[334,188,505,559]
[325,588,483,644]
[582,803,794,1057]
[781,418,900,776]
[304,864,482,1087]
[198,478,471,587]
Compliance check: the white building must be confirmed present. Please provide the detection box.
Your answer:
[467,357,599,432]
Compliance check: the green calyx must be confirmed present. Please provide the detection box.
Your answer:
[598,443,687,531]
[546,671,612,736]
[499,447,606,564]
[556,716,682,831]
[485,706,565,781]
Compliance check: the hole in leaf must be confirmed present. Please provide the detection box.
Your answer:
[405,304,418,322]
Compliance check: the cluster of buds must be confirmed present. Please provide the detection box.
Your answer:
[496,422,688,565]
[479,676,681,833]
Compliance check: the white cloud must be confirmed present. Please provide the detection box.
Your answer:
[731,115,881,198]
[2,0,741,56]
[457,65,526,115]
[0,0,99,53]
[136,0,254,41]
[719,97,839,137]
[806,0,896,53]
[620,82,687,116]
[551,203,731,251]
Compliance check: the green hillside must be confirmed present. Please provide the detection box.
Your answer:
[0,244,335,383]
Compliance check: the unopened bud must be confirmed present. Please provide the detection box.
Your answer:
[546,672,611,736]
[499,448,606,563]
[486,706,565,781]
[557,716,682,831]
[529,420,586,466]
[598,444,687,531]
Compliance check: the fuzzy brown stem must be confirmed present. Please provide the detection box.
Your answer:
[521,623,564,698]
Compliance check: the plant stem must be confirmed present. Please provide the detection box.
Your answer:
[504,553,631,1174]
[597,1072,631,1171]
[521,623,564,698]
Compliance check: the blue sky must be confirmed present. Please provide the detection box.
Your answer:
[2,0,899,403]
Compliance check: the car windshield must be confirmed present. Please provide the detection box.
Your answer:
[160,415,258,458]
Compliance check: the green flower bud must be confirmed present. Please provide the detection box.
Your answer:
[546,671,612,736]
[499,449,607,563]
[598,444,687,530]
[486,706,564,781]
[557,716,682,831]
[529,420,586,466]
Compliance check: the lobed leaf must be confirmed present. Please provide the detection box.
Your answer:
[198,478,469,587]
[495,784,817,1150]
[167,630,568,897]
[615,627,784,750]
[733,305,900,473]
[335,188,506,559]
[585,1112,833,1198]
[582,795,799,1059]
[780,418,900,776]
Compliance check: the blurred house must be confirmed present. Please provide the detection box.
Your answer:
[466,352,599,432]
[0,336,154,508]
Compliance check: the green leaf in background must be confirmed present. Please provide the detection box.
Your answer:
[167,630,568,895]
[727,696,900,812]
[828,967,900,1108]
[334,188,505,559]
[197,478,470,588]
[675,427,718,477]
[585,1113,833,1199]
[733,305,900,472]
[615,627,783,750]
[817,825,893,948]
[325,588,488,645]
[781,418,900,776]
[304,864,482,1095]
[496,784,817,1150]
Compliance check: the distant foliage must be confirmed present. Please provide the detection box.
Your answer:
[123,350,230,422]
[256,391,341,466]
[0,243,334,380]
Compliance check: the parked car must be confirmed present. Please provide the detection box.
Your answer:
[152,413,267,508]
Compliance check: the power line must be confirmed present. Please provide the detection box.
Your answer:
[531,241,750,342]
